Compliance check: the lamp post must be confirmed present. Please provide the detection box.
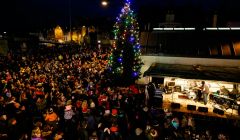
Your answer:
[69,0,72,42]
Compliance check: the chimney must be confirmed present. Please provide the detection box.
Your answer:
[212,14,217,27]
[166,11,175,23]
[145,23,151,31]
[147,23,151,31]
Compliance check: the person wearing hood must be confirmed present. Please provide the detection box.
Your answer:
[45,107,59,130]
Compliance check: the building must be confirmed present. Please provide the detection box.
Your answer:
[137,12,240,118]
[140,27,240,58]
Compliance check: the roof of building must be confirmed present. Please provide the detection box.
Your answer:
[144,63,240,83]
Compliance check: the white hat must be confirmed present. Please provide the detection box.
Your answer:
[48,108,54,114]
[143,106,148,112]
[104,110,110,115]
[90,102,95,108]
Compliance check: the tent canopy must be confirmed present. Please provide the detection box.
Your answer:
[144,63,240,83]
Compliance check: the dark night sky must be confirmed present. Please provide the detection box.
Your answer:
[0,0,240,32]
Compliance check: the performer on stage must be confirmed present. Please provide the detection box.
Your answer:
[189,81,201,102]
[230,84,239,100]
[220,86,230,96]
[200,81,210,105]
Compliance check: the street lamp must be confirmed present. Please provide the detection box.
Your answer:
[101,0,108,7]
[69,0,72,42]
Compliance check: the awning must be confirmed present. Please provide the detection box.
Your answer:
[144,63,240,83]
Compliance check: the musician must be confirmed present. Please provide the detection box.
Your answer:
[200,81,209,105]
[220,86,230,96]
[229,84,239,100]
[231,84,239,94]
[189,81,198,89]
[189,81,202,102]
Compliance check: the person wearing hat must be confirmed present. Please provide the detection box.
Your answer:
[45,107,58,128]
[64,100,75,120]
[111,109,118,117]
[64,100,76,139]
[110,108,119,125]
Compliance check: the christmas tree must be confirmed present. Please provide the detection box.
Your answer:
[108,0,143,86]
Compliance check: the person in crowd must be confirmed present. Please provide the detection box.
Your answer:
[89,131,98,140]
[128,127,147,140]
[146,128,159,140]
[44,107,59,131]
[0,44,236,140]
[77,121,89,140]
[64,99,77,139]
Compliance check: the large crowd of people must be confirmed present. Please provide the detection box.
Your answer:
[0,44,240,140]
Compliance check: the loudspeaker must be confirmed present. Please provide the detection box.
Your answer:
[153,97,163,108]
[171,103,180,109]
[213,108,224,115]
[187,105,196,111]
[198,107,208,113]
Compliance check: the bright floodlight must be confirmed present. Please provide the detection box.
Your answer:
[101,1,108,6]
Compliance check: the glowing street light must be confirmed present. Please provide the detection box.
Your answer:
[101,0,108,6]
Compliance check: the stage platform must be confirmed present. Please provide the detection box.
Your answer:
[161,92,240,120]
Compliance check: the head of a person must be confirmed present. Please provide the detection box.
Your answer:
[48,108,54,114]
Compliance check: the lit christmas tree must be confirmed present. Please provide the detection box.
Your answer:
[108,0,143,86]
